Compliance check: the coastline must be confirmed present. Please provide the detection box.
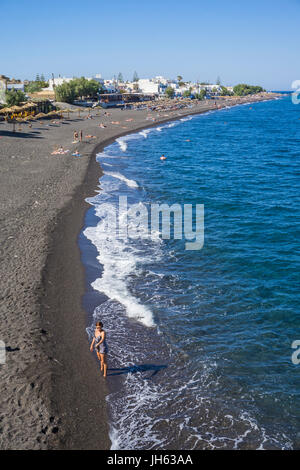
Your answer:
[0,93,280,449]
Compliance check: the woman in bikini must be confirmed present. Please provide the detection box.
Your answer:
[90,321,108,377]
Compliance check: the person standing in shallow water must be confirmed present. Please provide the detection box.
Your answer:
[90,321,108,377]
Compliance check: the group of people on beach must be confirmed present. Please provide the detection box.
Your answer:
[90,322,108,377]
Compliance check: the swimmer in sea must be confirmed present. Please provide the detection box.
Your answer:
[160,154,167,161]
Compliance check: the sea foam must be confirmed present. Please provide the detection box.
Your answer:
[104,171,139,188]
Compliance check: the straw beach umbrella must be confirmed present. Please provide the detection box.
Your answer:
[45,110,58,117]
[2,107,14,113]
[22,102,37,110]
[35,112,47,119]
[61,108,74,119]
[9,105,24,113]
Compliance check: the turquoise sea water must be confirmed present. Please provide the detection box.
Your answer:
[81,96,300,449]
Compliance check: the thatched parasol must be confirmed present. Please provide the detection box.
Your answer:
[1,107,15,113]
[45,110,58,117]
[22,102,38,109]
[9,105,24,113]
[51,110,62,118]
[35,112,47,119]
[61,108,74,118]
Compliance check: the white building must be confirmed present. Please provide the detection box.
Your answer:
[198,84,222,93]
[6,82,25,92]
[138,78,167,95]
[153,76,169,85]
[47,77,73,90]
[47,74,104,90]
[103,79,118,93]
[0,75,24,103]
[91,74,104,84]
[0,79,6,104]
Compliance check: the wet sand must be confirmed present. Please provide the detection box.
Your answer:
[0,94,279,449]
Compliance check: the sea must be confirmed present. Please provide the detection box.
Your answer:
[79,95,300,450]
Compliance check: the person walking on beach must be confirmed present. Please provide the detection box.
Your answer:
[90,321,108,377]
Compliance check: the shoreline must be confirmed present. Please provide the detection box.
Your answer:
[0,93,281,449]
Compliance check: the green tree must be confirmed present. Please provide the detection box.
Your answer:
[195,89,206,100]
[220,86,233,96]
[133,71,139,82]
[233,84,265,96]
[5,89,27,106]
[55,78,102,103]
[183,88,192,98]
[54,82,76,103]
[36,74,40,82]
[118,72,124,83]
[177,76,185,87]
[165,86,175,98]
[25,82,43,93]
[216,76,221,85]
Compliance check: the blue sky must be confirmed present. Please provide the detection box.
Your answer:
[1,0,299,89]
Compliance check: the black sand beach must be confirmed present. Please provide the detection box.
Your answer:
[0,94,279,449]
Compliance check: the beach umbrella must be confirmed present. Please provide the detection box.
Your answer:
[22,102,37,110]
[9,105,24,113]
[61,108,74,118]
[51,110,63,118]
[45,110,58,117]
[35,112,47,119]
[2,107,15,113]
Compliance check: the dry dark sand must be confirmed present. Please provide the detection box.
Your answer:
[0,94,279,449]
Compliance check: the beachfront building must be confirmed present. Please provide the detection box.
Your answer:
[138,78,168,96]
[91,74,105,86]
[47,76,73,90]
[103,79,118,93]
[0,75,25,104]
[47,74,105,91]
[123,81,138,92]
[153,76,169,86]
[197,84,222,96]
[0,75,9,103]
[0,75,25,93]
[0,83,6,104]
[6,82,25,92]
